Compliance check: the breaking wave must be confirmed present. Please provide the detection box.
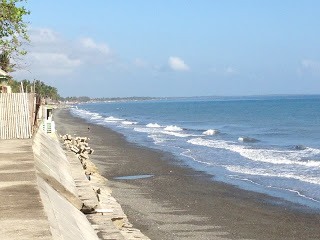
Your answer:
[164,125,183,131]
[146,123,162,128]
[203,129,219,135]
[104,116,124,122]
[238,136,259,143]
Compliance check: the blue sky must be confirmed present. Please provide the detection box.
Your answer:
[13,1,320,97]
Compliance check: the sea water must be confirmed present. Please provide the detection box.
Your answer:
[70,95,320,210]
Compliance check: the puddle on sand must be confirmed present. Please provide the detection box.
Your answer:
[113,174,154,180]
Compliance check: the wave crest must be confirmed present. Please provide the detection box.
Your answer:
[146,123,161,128]
[164,125,183,131]
[238,137,259,143]
[203,129,219,135]
[104,116,124,122]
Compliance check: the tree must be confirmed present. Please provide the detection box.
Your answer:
[0,0,30,71]
[0,50,13,72]
[34,80,60,100]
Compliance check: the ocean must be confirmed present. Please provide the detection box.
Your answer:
[70,95,320,211]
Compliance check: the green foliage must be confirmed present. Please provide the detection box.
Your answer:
[33,80,60,100]
[1,78,61,100]
[6,77,19,91]
[0,0,30,69]
[0,50,13,72]
[63,96,91,102]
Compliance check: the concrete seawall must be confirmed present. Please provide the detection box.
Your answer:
[33,128,150,239]
[33,129,100,239]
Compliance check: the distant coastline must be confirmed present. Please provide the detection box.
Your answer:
[62,93,320,104]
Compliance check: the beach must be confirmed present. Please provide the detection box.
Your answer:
[54,108,320,240]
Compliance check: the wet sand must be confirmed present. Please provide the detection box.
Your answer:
[54,108,320,240]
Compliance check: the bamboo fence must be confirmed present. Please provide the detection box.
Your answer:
[0,93,34,139]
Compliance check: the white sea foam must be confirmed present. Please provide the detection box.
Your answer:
[164,125,183,131]
[188,138,232,149]
[234,147,320,167]
[71,108,103,121]
[104,116,124,122]
[146,123,162,128]
[226,165,320,185]
[133,127,163,134]
[229,174,320,203]
[268,185,320,203]
[306,147,320,155]
[188,138,320,167]
[148,134,166,144]
[72,108,91,117]
[203,129,219,135]
[180,148,213,165]
[90,113,103,120]
[161,131,190,138]
[122,121,138,125]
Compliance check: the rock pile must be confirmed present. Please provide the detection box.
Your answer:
[60,134,98,179]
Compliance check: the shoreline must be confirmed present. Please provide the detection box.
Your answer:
[54,108,320,240]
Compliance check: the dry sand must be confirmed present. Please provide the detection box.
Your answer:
[54,108,320,240]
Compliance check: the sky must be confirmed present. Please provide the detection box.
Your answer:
[12,0,320,97]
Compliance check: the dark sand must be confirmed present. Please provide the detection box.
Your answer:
[54,108,320,240]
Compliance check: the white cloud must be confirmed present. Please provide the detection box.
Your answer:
[29,28,60,44]
[133,58,148,68]
[13,28,115,80]
[207,66,238,76]
[301,59,320,69]
[30,53,81,67]
[209,67,217,73]
[80,37,111,54]
[29,52,82,75]
[299,59,320,76]
[168,56,189,71]
[224,66,237,75]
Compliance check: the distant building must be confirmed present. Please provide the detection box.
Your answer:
[41,104,56,134]
[0,69,10,93]
[0,81,12,93]
[0,84,12,93]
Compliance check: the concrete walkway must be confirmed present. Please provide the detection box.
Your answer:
[0,139,52,240]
